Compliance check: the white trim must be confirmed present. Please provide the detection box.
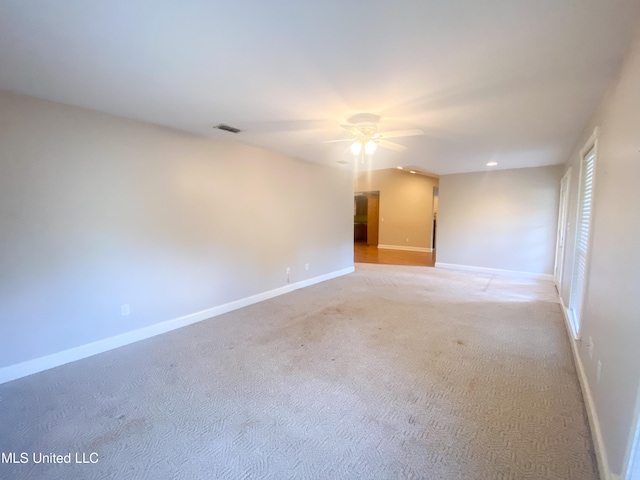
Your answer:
[580,126,600,159]
[559,295,613,480]
[434,262,553,280]
[0,266,355,385]
[378,244,433,253]
[567,307,581,342]
[554,168,571,288]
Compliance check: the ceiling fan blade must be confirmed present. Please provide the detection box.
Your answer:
[233,119,333,133]
[320,138,354,144]
[378,140,407,152]
[340,125,361,135]
[377,128,425,139]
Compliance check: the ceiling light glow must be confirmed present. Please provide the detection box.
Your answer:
[350,141,362,155]
[409,170,416,174]
[487,161,498,166]
[397,166,403,169]
[364,140,377,155]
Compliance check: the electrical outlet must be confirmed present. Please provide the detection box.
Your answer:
[597,360,602,383]
[304,263,309,271]
[121,304,130,316]
[587,337,594,359]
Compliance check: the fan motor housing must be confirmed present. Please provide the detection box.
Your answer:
[347,113,380,137]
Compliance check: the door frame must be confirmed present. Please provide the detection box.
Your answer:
[354,191,380,246]
[431,186,439,251]
[554,168,571,288]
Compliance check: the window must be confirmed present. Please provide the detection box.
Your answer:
[568,140,596,338]
[625,385,640,480]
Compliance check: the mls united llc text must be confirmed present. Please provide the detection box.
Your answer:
[1,452,99,464]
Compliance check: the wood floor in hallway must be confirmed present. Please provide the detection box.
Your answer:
[354,242,435,267]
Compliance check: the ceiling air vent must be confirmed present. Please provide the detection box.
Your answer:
[214,124,241,134]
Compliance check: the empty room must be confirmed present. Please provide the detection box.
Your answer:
[1,1,640,479]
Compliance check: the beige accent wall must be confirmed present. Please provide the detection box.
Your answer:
[558,21,640,477]
[437,165,563,275]
[0,91,353,369]
[354,169,439,250]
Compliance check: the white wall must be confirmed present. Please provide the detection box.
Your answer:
[559,21,640,478]
[0,91,353,370]
[436,166,563,275]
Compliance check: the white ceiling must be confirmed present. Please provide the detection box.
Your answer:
[1,0,639,174]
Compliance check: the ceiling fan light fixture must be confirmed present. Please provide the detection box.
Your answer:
[364,140,377,155]
[332,114,424,155]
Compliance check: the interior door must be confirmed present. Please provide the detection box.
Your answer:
[367,195,379,246]
[554,169,571,287]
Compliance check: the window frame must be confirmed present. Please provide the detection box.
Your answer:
[567,127,599,340]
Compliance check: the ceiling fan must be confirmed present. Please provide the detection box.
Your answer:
[324,113,425,160]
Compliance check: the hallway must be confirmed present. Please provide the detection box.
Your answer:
[354,242,435,267]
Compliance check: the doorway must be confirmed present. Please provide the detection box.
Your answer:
[354,191,379,246]
[432,187,439,251]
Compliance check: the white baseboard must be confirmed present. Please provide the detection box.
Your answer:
[377,244,433,253]
[434,262,553,281]
[559,296,613,480]
[0,266,355,385]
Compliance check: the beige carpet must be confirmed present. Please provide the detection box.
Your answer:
[0,264,598,479]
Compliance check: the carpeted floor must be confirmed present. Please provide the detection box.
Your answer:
[0,264,598,479]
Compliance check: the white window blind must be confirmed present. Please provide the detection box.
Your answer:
[569,146,595,335]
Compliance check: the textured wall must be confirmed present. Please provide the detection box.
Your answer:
[437,165,562,274]
[0,91,353,368]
